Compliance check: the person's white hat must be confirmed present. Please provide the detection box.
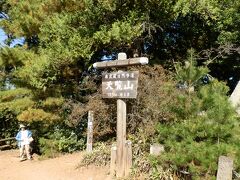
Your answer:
[19,124,26,128]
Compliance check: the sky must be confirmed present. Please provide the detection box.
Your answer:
[0,28,24,47]
[0,28,7,46]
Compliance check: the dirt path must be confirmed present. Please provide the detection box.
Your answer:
[0,150,111,180]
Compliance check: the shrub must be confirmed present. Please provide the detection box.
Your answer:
[39,126,86,158]
[78,142,110,167]
[154,52,240,179]
[38,137,59,159]
[51,128,85,153]
[0,109,19,139]
[61,64,175,142]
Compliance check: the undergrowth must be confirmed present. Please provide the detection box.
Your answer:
[78,143,111,167]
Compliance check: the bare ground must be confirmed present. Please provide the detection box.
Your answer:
[0,149,112,180]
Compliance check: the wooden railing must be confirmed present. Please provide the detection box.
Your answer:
[0,137,16,150]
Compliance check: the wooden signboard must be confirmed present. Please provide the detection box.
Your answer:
[102,71,139,99]
[94,53,148,178]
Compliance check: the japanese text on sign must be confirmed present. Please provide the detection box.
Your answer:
[102,71,139,98]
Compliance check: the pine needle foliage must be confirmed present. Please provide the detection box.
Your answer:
[156,51,240,179]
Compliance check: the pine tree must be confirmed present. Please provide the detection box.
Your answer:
[156,51,240,179]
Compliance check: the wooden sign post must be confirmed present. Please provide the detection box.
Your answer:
[93,53,148,177]
[116,53,127,177]
[86,111,94,153]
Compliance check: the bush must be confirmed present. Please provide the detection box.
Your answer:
[154,52,240,179]
[61,64,175,141]
[0,109,19,139]
[38,137,59,158]
[39,126,86,158]
[78,143,110,167]
[157,121,240,179]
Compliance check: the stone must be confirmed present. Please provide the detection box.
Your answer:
[229,81,240,115]
[216,156,233,180]
[150,143,164,156]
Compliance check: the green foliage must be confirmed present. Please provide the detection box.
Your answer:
[14,54,54,89]
[0,1,239,176]
[155,57,240,179]
[78,143,110,167]
[39,127,85,158]
[93,11,143,45]
[174,0,220,23]
[0,0,239,127]
[42,97,64,109]
[0,0,152,93]
[0,0,47,37]
[148,157,176,180]
[175,49,209,90]
[157,122,240,179]
[0,97,35,114]
[50,128,85,153]
[17,108,60,123]
[0,47,34,69]
[0,109,18,138]
[38,137,59,159]
[173,0,240,44]
[0,88,31,102]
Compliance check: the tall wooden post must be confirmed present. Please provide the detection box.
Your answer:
[86,111,94,153]
[116,53,127,177]
[93,52,148,178]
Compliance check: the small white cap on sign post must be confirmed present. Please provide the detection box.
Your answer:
[118,53,127,60]
[139,57,149,65]
[93,63,97,68]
